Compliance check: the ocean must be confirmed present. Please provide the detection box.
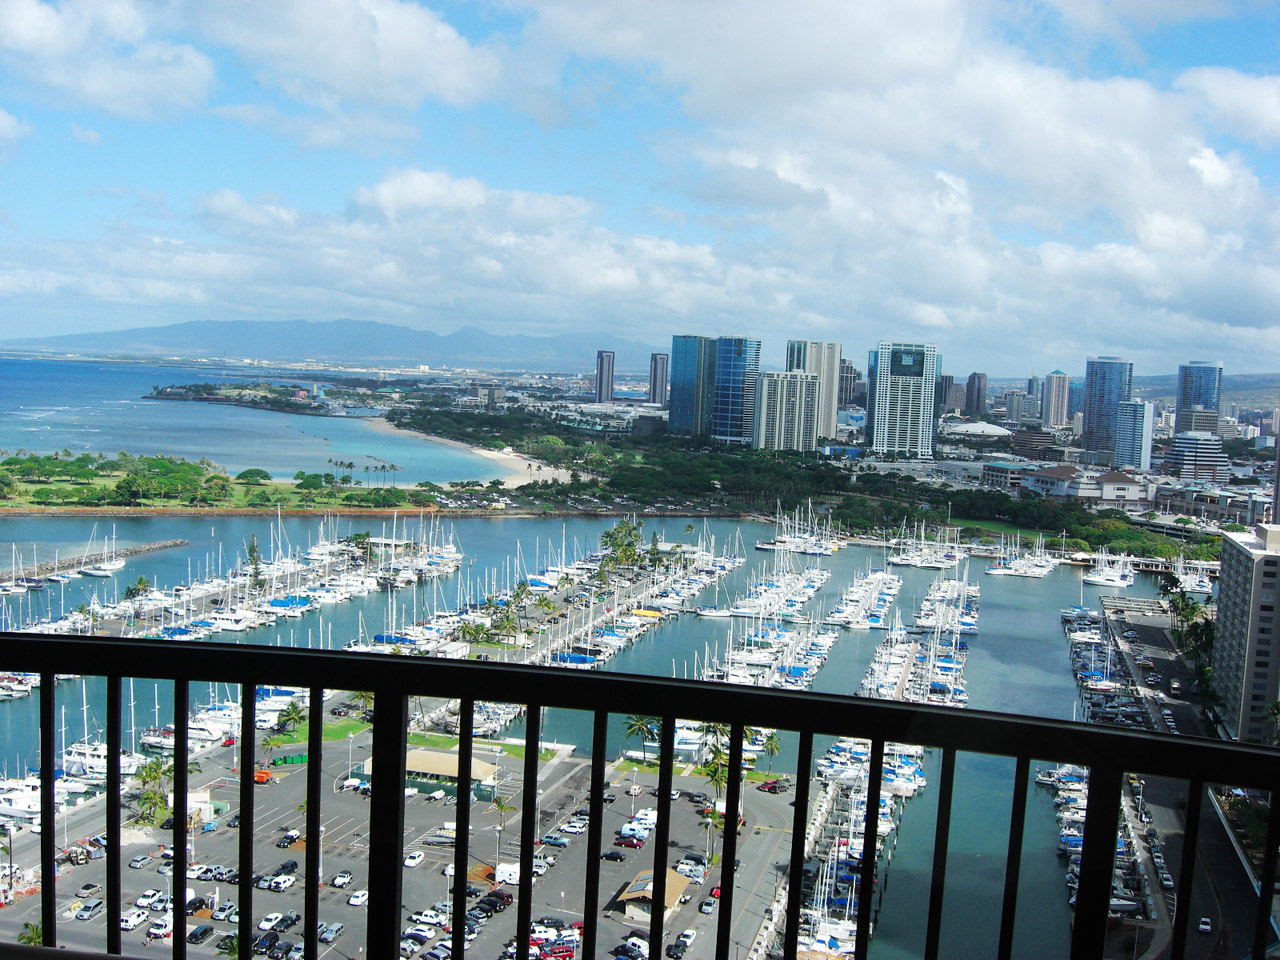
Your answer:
[0,356,503,483]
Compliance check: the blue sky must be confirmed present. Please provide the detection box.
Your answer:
[0,0,1278,376]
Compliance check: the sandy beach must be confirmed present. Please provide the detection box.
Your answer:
[363,417,574,489]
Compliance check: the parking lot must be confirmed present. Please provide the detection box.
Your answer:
[8,719,799,960]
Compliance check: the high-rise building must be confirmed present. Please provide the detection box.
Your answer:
[595,350,615,403]
[868,342,939,458]
[1002,390,1029,423]
[1176,360,1223,434]
[753,371,820,451]
[838,360,861,407]
[785,340,841,439]
[1164,431,1231,481]
[712,337,762,444]
[1067,380,1084,418]
[1081,356,1133,461]
[1211,523,1280,743]
[669,335,716,436]
[1113,399,1154,471]
[1026,376,1041,400]
[965,372,987,416]
[938,373,956,414]
[648,353,669,406]
[1041,370,1070,429]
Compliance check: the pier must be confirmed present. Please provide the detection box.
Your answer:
[8,539,189,580]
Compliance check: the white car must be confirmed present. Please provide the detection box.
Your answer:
[270,875,297,892]
[147,915,173,939]
[403,851,426,868]
[402,924,437,941]
[677,931,697,947]
[1198,917,1212,934]
[121,909,150,931]
[135,889,163,908]
[409,909,447,926]
[186,864,207,879]
[259,913,284,931]
[332,871,354,888]
[347,889,369,906]
[1160,872,1175,889]
[560,822,586,835]
[212,901,237,921]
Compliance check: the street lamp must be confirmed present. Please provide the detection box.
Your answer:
[493,825,502,867]
[347,732,355,779]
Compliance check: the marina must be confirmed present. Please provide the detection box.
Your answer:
[0,512,1173,958]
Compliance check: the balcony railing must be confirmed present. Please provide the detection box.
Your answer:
[4,631,1280,960]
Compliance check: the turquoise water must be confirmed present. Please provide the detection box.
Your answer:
[0,356,502,482]
[0,513,1160,958]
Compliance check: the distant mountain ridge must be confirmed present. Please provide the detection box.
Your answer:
[0,318,662,372]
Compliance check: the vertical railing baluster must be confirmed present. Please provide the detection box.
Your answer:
[106,673,122,956]
[303,684,324,960]
[923,747,957,960]
[238,684,257,959]
[450,700,476,953]
[1071,763,1123,960]
[854,739,885,960]
[367,689,408,959]
[714,723,744,960]
[515,704,542,960]
[648,715,676,953]
[39,670,56,947]
[1169,777,1203,960]
[996,755,1030,960]
[784,729,814,960]
[1253,776,1280,960]
[173,679,189,960]
[582,709,609,960]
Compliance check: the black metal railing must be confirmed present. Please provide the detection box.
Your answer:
[5,631,1280,960]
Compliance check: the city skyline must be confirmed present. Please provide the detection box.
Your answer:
[0,3,1278,373]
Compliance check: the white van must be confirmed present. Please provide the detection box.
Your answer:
[619,823,650,839]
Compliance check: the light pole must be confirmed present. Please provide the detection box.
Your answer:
[493,825,502,867]
[347,732,355,779]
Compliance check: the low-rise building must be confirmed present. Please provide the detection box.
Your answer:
[981,462,1025,492]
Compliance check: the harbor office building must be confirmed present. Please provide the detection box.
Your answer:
[1212,523,1280,744]
[353,748,499,801]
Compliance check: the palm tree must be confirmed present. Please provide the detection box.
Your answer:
[761,731,782,775]
[260,735,284,765]
[622,715,658,763]
[278,701,306,733]
[490,793,516,831]
[136,755,168,791]
[351,691,375,713]
[18,921,42,946]
[138,788,168,825]
[215,933,239,956]
[1264,701,1280,746]
[703,747,730,799]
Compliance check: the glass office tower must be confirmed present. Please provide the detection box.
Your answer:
[669,335,716,435]
[711,337,762,444]
[1081,356,1133,461]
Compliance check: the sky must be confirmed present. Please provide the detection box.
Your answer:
[0,0,1278,377]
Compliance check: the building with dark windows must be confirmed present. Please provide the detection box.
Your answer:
[1164,430,1231,481]
[838,359,861,407]
[965,372,987,416]
[868,342,938,458]
[1211,523,1280,743]
[1175,360,1224,434]
[1080,356,1133,463]
[668,335,716,436]
[648,352,669,406]
[711,337,761,444]
[595,350,615,403]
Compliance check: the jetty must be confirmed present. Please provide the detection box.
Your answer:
[9,540,188,580]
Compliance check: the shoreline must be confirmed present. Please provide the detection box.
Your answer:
[363,417,575,489]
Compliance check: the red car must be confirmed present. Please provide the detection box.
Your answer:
[710,885,721,898]
[222,736,237,747]
[614,837,644,849]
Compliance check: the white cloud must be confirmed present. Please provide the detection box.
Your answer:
[0,0,213,116]
[0,107,32,150]
[70,122,101,144]
[213,103,418,150]
[198,0,501,109]
[1176,67,1280,146]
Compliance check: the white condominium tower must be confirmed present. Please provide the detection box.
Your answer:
[753,371,820,451]
[785,340,841,439]
[867,341,939,458]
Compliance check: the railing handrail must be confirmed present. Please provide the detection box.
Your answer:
[4,632,1276,788]
[6,630,1280,960]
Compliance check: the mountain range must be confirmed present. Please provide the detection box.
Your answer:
[0,318,661,372]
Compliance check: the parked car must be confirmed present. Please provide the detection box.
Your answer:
[259,913,284,931]
[539,834,569,847]
[121,909,150,931]
[186,896,208,915]
[320,922,345,943]
[212,901,236,922]
[129,854,153,869]
[76,882,103,899]
[76,899,106,921]
[135,889,163,908]
[148,915,174,939]
[348,890,370,906]
[601,850,627,861]
[277,830,301,848]
[404,851,426,868]
[188,925,215,944]
[333,870,354,888]
[699,899,716,914]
